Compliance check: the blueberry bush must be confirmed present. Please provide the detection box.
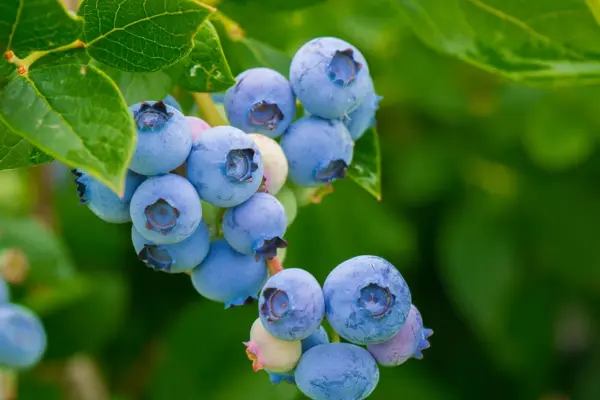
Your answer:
[2,0,600,399]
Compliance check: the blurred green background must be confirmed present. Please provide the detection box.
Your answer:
[2,0,600,399]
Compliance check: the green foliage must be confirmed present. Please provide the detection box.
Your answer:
[173,21,236,92]
[83,0,214,72]
[0,64,134,194]
[347,127,382,200]
[396,0,600,85]
[0,0,82,55]
[0,214,75,284]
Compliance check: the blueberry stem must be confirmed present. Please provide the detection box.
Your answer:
[267,257,284,276]
[0,368,17,400]
[311,185,335,204]
[331,332,341,343]
[216,208,227,238]
[192,93,228,127]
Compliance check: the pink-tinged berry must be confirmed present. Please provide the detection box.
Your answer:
[249,134,288,195]
[367,304,433,366]
[187,116,211,145]
[244,318,301,373]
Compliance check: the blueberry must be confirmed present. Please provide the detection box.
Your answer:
[186,116,211,146]
[191,239,268,308]
[275,187,298,226]
[290,37,370,119]
[323,255,412,345]
[249,134,288,195]
[267,370,295,385]
[244,318,301,373]
[129,101,192,176]
[222,193,287,260]
[259,268,324,341]
[0,304,47,369]
[343,77,382,141]
[301,325,329,353]
[367,304,433,366]
[72,169,145,223]
[0,278,9,304]
[131,221,210,273]
[295,343,379,400]
[130,174,202,244]
[162,95,182,112]
[225,68,296,138]
[187,126,264,207]
[281,117,353,187]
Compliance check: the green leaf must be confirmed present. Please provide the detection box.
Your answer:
[0,64,135,195]
[231,37,291,76]
[226,0,326,10]
[174,21,235,92]
[21,274,90,317]
[347,127,382,200]
[42,272,128,359]
[0,214,76,284]
[0,0,82,55]
[84,0,215,72]
[0,123,53,170]
[397,0,600,85]
[100,66,174,105]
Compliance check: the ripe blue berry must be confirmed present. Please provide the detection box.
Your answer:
[162,95,182,112]
[72,169,145,223]
[244,318,301,373]
[129,101,192,176]
[131,221,210,273]
[281,117,353,187]
[290,37,370,119]
[249,134,288,195]
[225,68,296,138]
[0,304,47,369]
[295,343,379,400]
[367,304,433,366]
[259,268,324,341]
[343,78,382,141]
[191,239,268,308]
[187,126,264,207]
[222,193,287,260]
[267,370,295,385]
[130,174,202,244]
[0,278,9,304]
[323,256,412,345]
[301,325,329,353]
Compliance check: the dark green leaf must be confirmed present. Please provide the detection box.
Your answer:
[0,0,82,55]
[347,127,382,200]
[0,214,76,284]
[0,64,135,194]
[21,274,90,317]
[0,123,53,170]
[101,66,174,105]
[226,0,326,10]
[175,21,235,92]
[233,37,291,76]
[439,195,519,338]
[397,0,600,85]
[42,272,128,359]
[84,0,215,72]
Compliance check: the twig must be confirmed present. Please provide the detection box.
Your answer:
[192,93,228,127]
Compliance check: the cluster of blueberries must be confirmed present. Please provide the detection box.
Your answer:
[245,257,432,400]
[69,35,431,399]
[0,278,47,370]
